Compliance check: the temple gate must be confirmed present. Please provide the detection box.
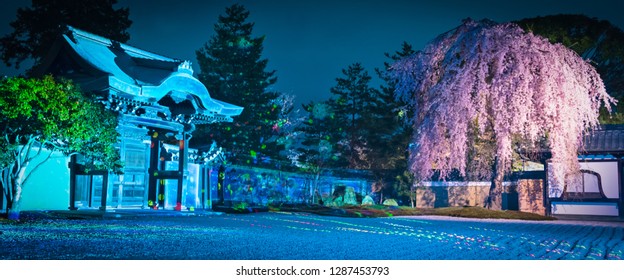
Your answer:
[35,27,242,210]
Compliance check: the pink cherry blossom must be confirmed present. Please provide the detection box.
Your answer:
[392,19,614,193]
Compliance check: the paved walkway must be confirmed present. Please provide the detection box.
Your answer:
[2,211,623,259]
[409,214,624,228]
[23,209,624,227]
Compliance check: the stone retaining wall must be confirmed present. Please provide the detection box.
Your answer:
[413,179,545,215]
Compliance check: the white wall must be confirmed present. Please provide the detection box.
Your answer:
[551,202,619,216]
[548,160,620,199]
[548,160,621,216]
[19,150,70,211]
[579,161,620,198]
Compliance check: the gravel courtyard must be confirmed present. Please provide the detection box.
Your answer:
[1,212,623,260]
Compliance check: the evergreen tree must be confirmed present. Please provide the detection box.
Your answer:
[290,101,341,203]
[329,62,378,169]
[195,4,282,166]
[372,42,415,171]
[293,101,340,170]
[369,42,416,203]
[1,0,131,72]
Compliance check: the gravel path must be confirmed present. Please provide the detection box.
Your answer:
[1,212,623,260]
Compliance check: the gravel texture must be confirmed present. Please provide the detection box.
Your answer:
[1,211,623,260]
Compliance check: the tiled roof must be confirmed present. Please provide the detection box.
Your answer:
[37,26,243,122]
[581,125,624,154]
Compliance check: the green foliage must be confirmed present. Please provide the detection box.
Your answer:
[294,101,342,172]
[366,42,416,199]
[194,4,284,165]
[392,170,414,199]
[515,15,624,60]
[371,42,415,171]
[599,104,624,124]
[0,0,131,71]
[233,201,249,212]
[0,76,121,212]
[329,62,380,169]
[293,44,416,202]
[0,76,120,170]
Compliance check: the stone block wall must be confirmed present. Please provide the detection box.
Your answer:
[413,179,546,215]
[516,179,545,215]
[414,182,491,208]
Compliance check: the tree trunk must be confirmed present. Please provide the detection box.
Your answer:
[1,166,12,215]
[486,156,503,210]
[9,159,30,218]
[0,182,3,212]
[313,171,320,204]
[1,156,27,219]
[7,168,26,220]
[1,178,7,214]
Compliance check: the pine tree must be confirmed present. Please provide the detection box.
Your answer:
[194,4,282,166]
[293,101,340,170]
[368,42,416,203]
[329,62,379,169]
[372,42,415,171]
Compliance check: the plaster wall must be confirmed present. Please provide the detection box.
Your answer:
[18,150,70,211]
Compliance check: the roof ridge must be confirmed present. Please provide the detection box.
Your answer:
[67,26,181,63]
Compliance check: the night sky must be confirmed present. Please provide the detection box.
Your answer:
[1,0,623,107]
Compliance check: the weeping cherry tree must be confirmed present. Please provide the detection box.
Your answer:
[392,19,615,209]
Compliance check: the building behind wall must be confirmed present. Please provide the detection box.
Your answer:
[545,126,624,218]
[16,27,376,212]
[19,26,243,211]
[22,29,621,216]
[410,125,624,218]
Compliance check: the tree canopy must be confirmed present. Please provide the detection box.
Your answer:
[292,101,341,171]
[514,14,624,123]
[195,4,283,166]
[372,42,416,171]
[392,19,615,208]
[1,75,120,214]
[1,0,131,71]
[329,62,379,169]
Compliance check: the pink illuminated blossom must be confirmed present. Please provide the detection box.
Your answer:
[392,19,614,197]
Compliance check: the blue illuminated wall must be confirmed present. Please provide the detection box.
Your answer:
[208,165,373,206]
[19,150,70,210]
[14,150,373,211]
